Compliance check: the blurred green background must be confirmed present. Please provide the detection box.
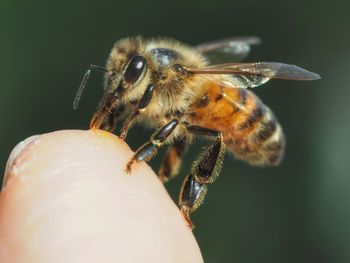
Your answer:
[1,0,349,262]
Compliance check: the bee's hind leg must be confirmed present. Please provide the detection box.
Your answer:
[125,119,179,173]
[159,135,188,183]
[179,126,225,229]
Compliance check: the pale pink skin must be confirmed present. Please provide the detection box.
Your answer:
[0,130,203,263]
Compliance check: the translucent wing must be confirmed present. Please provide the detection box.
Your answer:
[227,75,270,88]
[199,74,270,89]
[196,36,261,63]
[186,62,321,81]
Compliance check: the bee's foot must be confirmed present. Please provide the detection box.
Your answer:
[180,204,195,230]
[125,159,135,174]
[158,173,170,184]
[119,131,127,141]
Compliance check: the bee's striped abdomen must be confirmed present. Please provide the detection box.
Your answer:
[225,89,285,166]
[188,81,285,166]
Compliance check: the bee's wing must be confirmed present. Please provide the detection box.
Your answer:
[198,74,270,89]
[196,37,261,64]
[186,62,320,88]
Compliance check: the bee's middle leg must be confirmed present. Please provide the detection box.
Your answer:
[125,119,179,173]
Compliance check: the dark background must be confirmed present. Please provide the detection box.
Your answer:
[1,0,349,262]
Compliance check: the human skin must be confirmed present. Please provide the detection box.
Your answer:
[0,130,203,263]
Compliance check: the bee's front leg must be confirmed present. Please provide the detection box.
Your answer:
[125,119,179,173]
[119,84,155,140]
[99,104,126,132]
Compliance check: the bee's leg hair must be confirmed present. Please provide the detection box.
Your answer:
[179,127,225,229]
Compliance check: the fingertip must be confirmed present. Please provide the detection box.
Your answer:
[0,130,203,263]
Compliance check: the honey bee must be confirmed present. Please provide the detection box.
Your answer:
[74,36,320,228]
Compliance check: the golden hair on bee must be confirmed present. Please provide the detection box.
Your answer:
[75,36,320,229]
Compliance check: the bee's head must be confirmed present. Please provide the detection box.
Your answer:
[90,37,150,128]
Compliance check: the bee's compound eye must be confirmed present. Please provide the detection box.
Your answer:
[124,55,147,84]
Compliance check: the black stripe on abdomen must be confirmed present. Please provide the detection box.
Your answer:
[238,101,265,131]
[254,115,278,142]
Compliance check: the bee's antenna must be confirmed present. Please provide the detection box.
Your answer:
[73,65,108,110]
